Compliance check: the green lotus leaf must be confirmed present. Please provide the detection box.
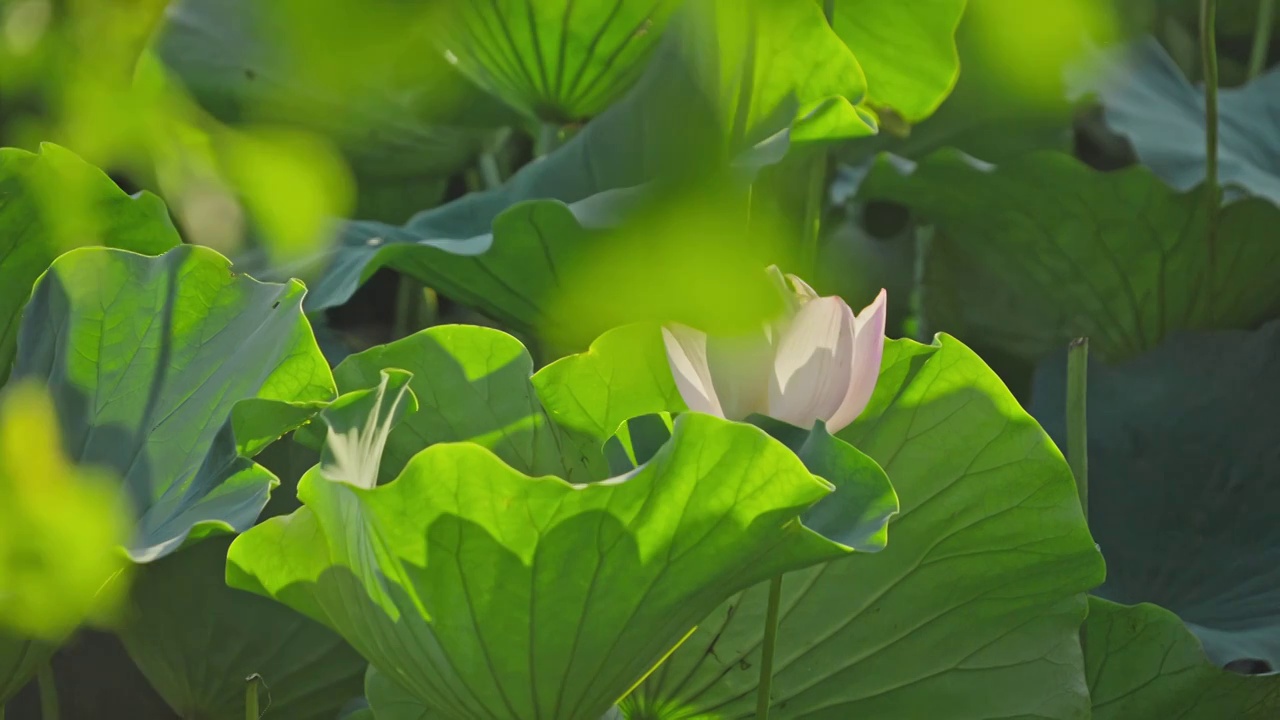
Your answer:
[0,144,179,386]
[0,636,54,706]
[249,0,876,329]
[429,0,683,122]
[116,536,365,720]
[329,325,599,484]
[625,335,1104,718]
[532,323,685,441]
[1032,319,1280,669]
[10,245,336,562]
[155,0,511,181]
[1086,599,1280,719]
[227,376,848,719]
[858,150,1280,362]
[603,412,674,476]
[828,0,967,123]
[364,665,433,720]
[539,324,898,552]
[1070,38,1280,204]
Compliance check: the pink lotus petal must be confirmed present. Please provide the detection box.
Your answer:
[767,296,855,429]
[705,328,775,420]
[827,288,888,433]
[661,325,724,417]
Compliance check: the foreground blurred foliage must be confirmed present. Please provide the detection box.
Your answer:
[0,382,131,641]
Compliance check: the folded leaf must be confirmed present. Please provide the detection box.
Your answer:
[0,144,179,386]
[227,408,846,720]
[11,245,336,562]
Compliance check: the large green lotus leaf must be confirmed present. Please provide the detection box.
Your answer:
[1086,598,1280,719]
[155,0,510,180]
[1069,37,1280,204]
[249,0,876,328]
[116,536,365,720]
[0,636,54,705]
[429,0,682,122]
[531,323,686,441]
[828,0,966,123]
[330,325,600,484]
[10,245,336,562]
[858,150,1280,362]
[363,664,629,720]
[625,335,1104,718]
[227,395,848,720]
[364,665,434,720]
[1031,319,1280,669]
[0,144,179,386]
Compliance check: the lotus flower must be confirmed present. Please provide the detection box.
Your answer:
[662,273,886,434]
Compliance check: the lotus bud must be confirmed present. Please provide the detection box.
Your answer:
[662,269,886,434]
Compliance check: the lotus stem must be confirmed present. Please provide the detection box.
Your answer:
[1249,0,1275,79]
[755,574,784,720]
[478,152,504,189]
[800,153,826,276]
[536,123,562,157]
[1066,338,1089,520]
[37,661,57,720]
[798,0,837,277]
[1201,0,1220,262]
[245,674,262,720]
[394,274,422,340]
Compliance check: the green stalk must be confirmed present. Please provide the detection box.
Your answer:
[394,274,421,340]
[37,662,58,720]
[1066,338,1089,520]
[536,123,561,157]
[478,152,503,189]
[799,154,826,276]
[755,574,784,720]
[1249,0,1275,79]
[245,674,261,720]
[1201,0,1220,262]
[798,0,837,278]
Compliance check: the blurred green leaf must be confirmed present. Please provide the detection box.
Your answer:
[859,150,1280,362]
[246,0,877,339]
[627,335,1103,718]
[11,245,335,562]
[0,381,131,640]
[228,385,846,719]
[0,635,54,706]
[1087,599,1280,719]
[0,143,180,385]
[1070,37,1280,205]
[827,0,967,123]
[155,0,510,179]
